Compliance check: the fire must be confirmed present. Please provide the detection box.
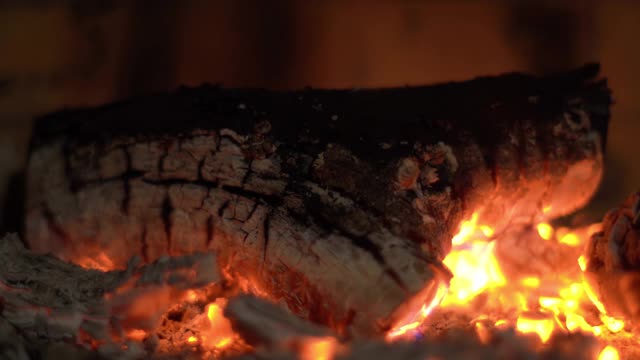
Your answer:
[201,299,236,350]
[387,321,421,339]
[451,212,480,246]
[386,281,448,340]
[441,239,505,306]
[387,212,626,359]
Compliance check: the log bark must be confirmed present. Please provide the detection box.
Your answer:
[25,65,610,336]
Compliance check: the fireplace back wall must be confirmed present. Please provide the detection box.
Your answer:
[0,0,638,232]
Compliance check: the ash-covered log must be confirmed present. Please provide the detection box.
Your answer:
[0,233,219,351]
[25,64,610,337]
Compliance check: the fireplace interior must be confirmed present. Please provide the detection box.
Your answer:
[1,2,640,360]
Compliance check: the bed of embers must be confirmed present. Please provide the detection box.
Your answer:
[2,193,640,360]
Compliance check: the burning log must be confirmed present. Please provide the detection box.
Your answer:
[0,233,219,351]
[584,191,640,326]
[24,64,610,336]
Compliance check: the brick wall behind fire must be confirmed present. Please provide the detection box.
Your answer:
[0,0,638,231]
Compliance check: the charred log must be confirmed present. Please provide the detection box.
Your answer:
[25,65,610,336]
[584,191,640,325]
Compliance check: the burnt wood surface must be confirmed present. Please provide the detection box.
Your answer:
[585,191,640,325]
[25,64,610,336]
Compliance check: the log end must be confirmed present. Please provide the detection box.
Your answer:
[584,191,640,323]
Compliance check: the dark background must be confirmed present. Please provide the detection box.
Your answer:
[0,0,638,231]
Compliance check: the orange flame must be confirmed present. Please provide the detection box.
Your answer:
[386,282,448,340]
[451,213,480,246]
[441,240,505,306]
[74,251,116,271]
[200,299,236,350]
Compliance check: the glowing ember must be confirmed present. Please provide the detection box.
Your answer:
[578,255,588,272]
[565,313,592,334]
[75,252,116,271]
[300,337,337,360]
[598,346,620,360]
[559,232,581,246]
[600,315,624,333]
[536,223,553,240]
[125,329,147,341]
[188,336,198,344]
